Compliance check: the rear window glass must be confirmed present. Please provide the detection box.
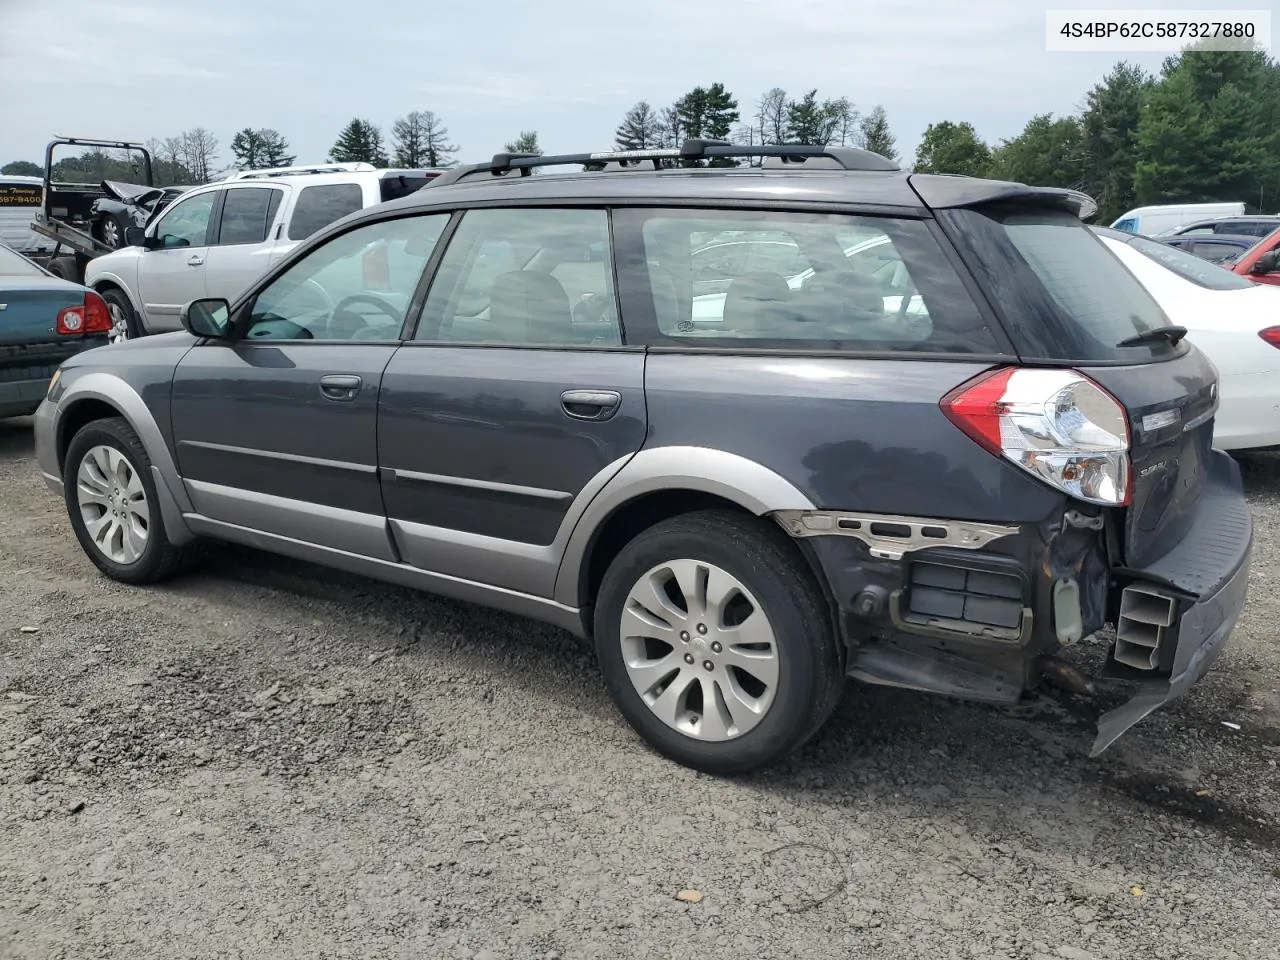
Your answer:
[944,207,1178,363]
[0,244,45,277]
[1120,233,1255,290]
[628,209,998,354]
[288,183,364,240]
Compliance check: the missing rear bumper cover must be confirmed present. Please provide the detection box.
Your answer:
[773,510,1019,561]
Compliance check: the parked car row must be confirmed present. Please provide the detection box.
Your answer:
[28,140,1254,775]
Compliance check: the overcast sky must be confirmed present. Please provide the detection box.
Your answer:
[0,0,1267,171]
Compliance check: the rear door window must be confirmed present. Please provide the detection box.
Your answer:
[215,186,282,245]
[941,206,1178,363]
[287,182,365,240]
[618,208,998,354]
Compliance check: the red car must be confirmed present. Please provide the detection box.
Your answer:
[1231,226,1280,285]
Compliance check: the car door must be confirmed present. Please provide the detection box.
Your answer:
[169,211,451,559]
[200,184,286,303]
[377,206,648,598]
[135,187,220,331]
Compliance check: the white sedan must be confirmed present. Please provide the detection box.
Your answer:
[1094,226,1280,452]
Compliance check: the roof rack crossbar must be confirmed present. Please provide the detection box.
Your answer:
[426,139,900,187]
[226,161,379,180]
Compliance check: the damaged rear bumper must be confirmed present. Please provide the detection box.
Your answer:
[1091,449,1253,755]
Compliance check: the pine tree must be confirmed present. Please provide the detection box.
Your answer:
[615,101,663,151]
[329,119,389,166]
[392,111,458,167]
[860,105,897,162]
[504,131,542,156]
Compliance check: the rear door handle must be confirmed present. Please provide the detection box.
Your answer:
[187,255,204,266]
[561,388,621,421]
[319,374,362,401]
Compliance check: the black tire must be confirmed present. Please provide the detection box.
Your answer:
[95,215,128,250]
[593,509,844,775]
[63,417,201,584]
[99,287,141,342]
[46,256,80,282]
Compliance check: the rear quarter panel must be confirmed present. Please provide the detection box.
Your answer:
[643,354,1065,522]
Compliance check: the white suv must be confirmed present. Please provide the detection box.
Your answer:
[84,163,444,341]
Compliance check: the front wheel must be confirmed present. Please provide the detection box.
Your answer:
[99,287,140,344]
[63,417,200,584]
[593,510,844,775]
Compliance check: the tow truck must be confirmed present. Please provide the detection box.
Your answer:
[26,136,156,284]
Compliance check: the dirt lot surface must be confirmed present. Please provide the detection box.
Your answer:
[1,416,1279,960]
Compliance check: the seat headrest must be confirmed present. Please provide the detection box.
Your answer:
[489,271,572,344]
[723,271,793,334]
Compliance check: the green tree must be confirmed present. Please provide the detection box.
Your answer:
[1135,44,1280,209]
[392,110,457,167]
[672,83,739,165]
[988,113,1084,188]
[860,105,897,162]
[615,101,664,151]
[1078,63,1153,222]
[913,120,991,176]
[784,90,848,145]
[503,131,542,156]
[230,128,295,170]
[329,119,389,166]
[1,160,42,177]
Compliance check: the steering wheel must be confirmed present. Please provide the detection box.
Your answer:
[327,293,403,339]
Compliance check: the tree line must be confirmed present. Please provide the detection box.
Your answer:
[5,43,1274,222]
[912,44,1280,221]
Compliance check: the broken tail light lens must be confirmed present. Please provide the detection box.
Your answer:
[1260,327,1280,349]
[941,366,1131,507]
[56,292,113,336]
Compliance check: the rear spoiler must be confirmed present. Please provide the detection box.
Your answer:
[908,174,1099,221]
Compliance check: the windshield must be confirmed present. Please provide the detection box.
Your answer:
[1122,234,1256,290]
[0,244,47,278]
[942,206,1179,363]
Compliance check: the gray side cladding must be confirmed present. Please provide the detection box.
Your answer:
[643,354,1068,523]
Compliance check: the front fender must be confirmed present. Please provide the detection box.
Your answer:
[50,373,195,546]
[551,445,816,606]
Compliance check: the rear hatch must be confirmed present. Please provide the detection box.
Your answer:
[938,204,1218,567]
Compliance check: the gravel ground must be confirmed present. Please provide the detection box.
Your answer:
[1,415,1279,960]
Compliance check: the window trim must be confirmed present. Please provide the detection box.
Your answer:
[226,209,455,345]
[211,184,286,247]
[611,204,1015,359]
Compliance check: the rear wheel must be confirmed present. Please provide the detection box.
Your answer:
[593,510,844,775]
[64,417,200,584]
[97,215,127,250]
[99,287,140,344]
[46,256,80,283]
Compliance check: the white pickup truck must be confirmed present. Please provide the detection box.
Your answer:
[84,162,444,341]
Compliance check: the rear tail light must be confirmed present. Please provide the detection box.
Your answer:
[941,366,1131,507]
[57,292,113,336]
[1260,326,1280,349]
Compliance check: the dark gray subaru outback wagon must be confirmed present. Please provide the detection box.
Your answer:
[33,140,1253,774]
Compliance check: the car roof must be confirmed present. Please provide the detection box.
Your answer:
[1166,233,1258,245]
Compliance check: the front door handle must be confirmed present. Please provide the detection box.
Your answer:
[187,254,204,266]
[561,388,621,421]
[319,374,362,401]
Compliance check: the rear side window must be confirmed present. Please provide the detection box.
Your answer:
[287,183,364,240]
[216,187,281,245]
[942,206,1177,363]
[1190,239,1245,263]
[621,208,997,354]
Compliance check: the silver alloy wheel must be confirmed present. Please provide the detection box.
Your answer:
[620,558,780,741]
[102,218,121,249]
[106,302,131,344]
[75,444,150,564]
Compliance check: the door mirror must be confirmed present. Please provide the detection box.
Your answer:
[124,226,147,247]
[180,298,232,339]
[1251,251,1280,275]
